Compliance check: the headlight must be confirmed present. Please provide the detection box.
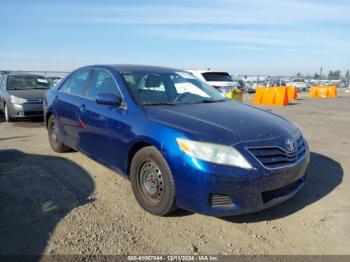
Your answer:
[10,95,27,104]
[176,138,253,169]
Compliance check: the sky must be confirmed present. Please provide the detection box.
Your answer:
[0,0,349,76]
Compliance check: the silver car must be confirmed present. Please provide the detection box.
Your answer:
[0,73,50,122]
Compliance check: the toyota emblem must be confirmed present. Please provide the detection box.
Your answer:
[285,138,295,152]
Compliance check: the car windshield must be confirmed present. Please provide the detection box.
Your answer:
[6,75,50,90]
[120,71,225,106]
[293,79,304,83]
[201,72,233,82]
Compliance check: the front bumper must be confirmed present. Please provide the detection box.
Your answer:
[168,134,310,216]
[7,103,44,118]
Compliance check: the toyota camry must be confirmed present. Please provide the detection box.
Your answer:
[44,65,309,216]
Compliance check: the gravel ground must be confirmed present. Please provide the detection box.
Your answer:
[0,92,349,256]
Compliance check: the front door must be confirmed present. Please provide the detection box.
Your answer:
[78,69,129,170]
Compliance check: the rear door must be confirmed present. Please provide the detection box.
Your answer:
[55,69,91,149]
[78,68,128,170]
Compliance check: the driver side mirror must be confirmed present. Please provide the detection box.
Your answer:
[96,93,122,107]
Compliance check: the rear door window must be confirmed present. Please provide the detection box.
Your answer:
[60,69,90,96]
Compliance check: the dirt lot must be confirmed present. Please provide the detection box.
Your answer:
[0,92,349,256]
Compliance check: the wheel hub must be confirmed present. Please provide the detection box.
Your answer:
[139,160,164,202]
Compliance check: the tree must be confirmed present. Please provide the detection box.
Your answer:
[328,70,332,79]
[328,70,341,80]
[314,73,320,80]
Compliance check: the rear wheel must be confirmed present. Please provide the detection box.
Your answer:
[48,115,70,153]
[4,104,13,122]
[130,146,177,216]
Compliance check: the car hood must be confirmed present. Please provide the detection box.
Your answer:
[8,89,48,100]
[144,101,298,145]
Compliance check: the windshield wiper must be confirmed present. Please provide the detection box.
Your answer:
[191,99,225,104]
[142,102,177,106]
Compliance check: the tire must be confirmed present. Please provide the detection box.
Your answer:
[48,115,70,153]
[130,146,177,216]
[4,104,13,122]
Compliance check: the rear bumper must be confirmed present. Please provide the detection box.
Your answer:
[170,143,310,217]
[7,103,43,118]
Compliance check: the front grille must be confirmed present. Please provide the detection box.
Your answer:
[24,111,43,116]
[209,194,232,208]
[25,99,43,104]
[261,175,306,204]
[248,136,306,169]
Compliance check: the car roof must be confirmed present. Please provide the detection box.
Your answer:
[186,69,231,75]
[87,64,183,73]
[187,69,210,74]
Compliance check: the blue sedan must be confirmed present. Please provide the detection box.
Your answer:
[44,65,310,216]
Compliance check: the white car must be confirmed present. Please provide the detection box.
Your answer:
[186,70,241,95]
[290,79,307,92]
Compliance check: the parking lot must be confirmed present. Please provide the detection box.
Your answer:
[0,92,349,255]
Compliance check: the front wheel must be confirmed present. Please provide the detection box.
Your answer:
[130,146,177,216]
[48,115,70,153]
